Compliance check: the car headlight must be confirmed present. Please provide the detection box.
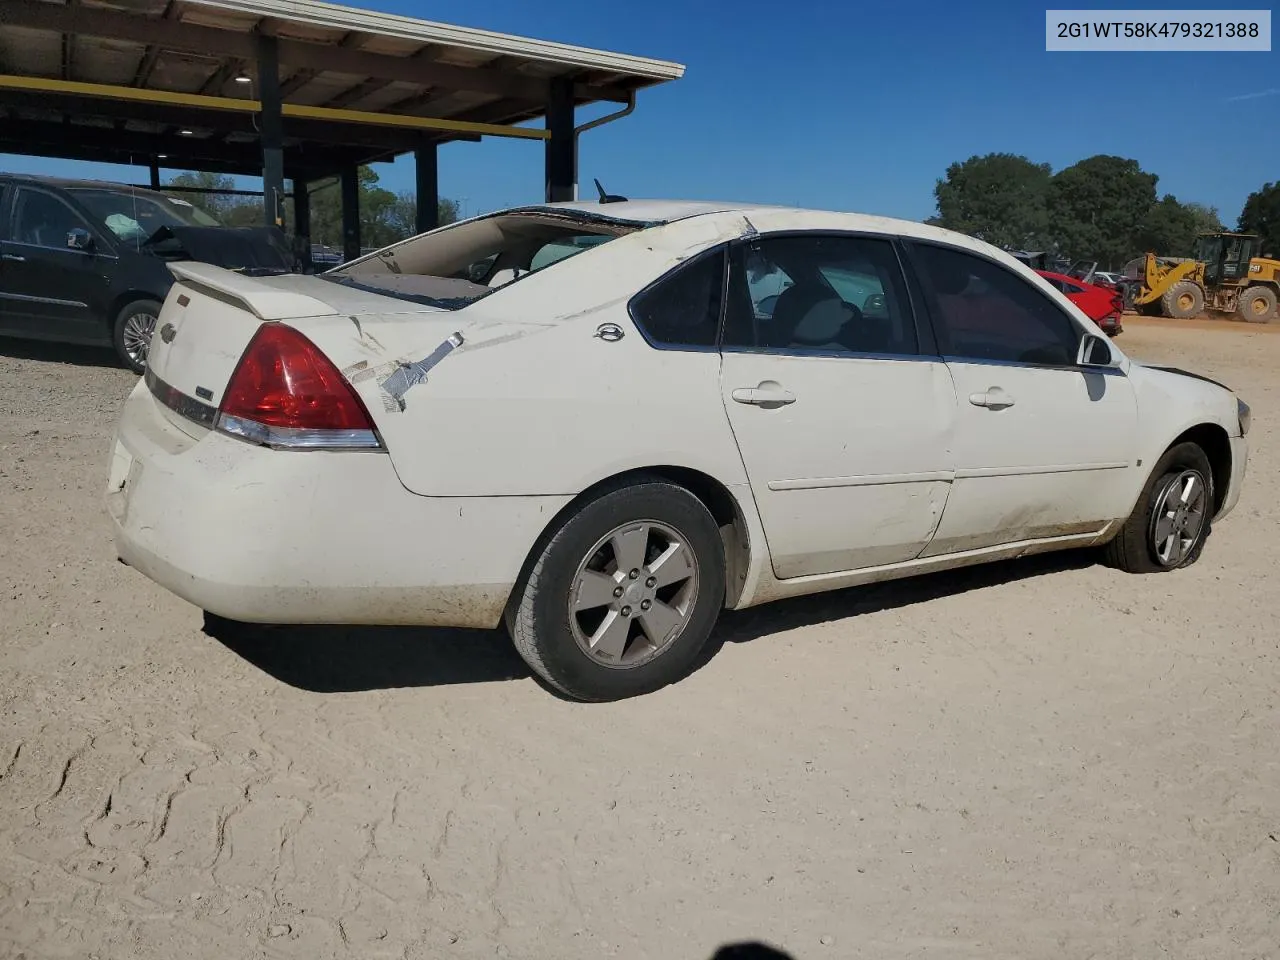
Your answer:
[1238,397,1251,437]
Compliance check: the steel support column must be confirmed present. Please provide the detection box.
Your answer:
[149,159,160,189]
[340,165,361,263]
[293,178,312,272]
[544,76,575,203]
[257,33,285,229]
[414,143,439,234]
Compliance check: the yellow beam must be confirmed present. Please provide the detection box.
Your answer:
[0,74,549,141]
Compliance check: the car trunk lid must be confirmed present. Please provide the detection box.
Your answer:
[144,262,550,448]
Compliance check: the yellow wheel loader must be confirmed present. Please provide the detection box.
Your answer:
[1128,232,1280,322]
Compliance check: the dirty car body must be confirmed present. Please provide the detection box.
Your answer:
[106,200,1250,701]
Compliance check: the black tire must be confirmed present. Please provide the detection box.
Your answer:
[1161,281,1204,319]
[507,479,726,701]
[111,298,162,374]
[1236,285,1277,324]
[1102,442,1214,574]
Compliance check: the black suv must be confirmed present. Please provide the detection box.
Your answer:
[0,175,295,372]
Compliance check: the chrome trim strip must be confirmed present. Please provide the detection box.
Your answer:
[145,366,218,428]
[0,291,89,308]
[722,345,938,362]
[942,354,1127,376]
[216,413,383,451]
[954,462,1129,480]
[768,470,954,492]
[3,240,119,260]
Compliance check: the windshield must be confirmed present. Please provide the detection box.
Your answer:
[327,209,645,310]
[69,188,221,246]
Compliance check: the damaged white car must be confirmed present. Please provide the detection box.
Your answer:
[106,200,1250,701]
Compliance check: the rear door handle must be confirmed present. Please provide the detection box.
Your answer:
[969,386,1015,410]
[731,382,796,407]
[1,253,25,262]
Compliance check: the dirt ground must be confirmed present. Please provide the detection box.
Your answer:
[1,315,1277,960]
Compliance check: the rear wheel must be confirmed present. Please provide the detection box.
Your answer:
[111,298,161,374]
[507,480,725,701]
[1161,281,1204,320]
[1236,285,1277,324]
[1102,442,1213,573]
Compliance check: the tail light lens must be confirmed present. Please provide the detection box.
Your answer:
[217,323,382,450]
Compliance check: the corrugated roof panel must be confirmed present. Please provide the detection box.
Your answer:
[76,42,145,87]
[188,0,685,80]
[1,26,61,77]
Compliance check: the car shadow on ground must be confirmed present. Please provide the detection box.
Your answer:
[709,944,795,959]
[0,335,122,369]
[207,550,1097,695]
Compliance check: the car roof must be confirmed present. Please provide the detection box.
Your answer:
[0,172,174,199]
[519,198,966,242]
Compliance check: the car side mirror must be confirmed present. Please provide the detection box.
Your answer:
[1078,333,1112,367]
[67,228,94,252]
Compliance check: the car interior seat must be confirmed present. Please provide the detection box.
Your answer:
[767,283,838,348]
[789,298,862,352]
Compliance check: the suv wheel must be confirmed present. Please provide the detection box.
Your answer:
[112,299,161,374]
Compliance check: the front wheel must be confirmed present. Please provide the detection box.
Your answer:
[1102,442,1213,573]
[1236,285,1277,324]
[507,480,726,701]
[1161,281,1204,320]
[112,298,161,374]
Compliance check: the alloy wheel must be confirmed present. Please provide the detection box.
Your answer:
[1149,468,1208,567]
[568,519,700,668]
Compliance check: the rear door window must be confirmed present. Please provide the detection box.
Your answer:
[723,234,918,357]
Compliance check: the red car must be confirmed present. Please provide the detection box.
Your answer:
[1036,270,1124,336]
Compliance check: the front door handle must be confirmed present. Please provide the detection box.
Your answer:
[969,386,1016,410]
[731,381,796,407]
[1,253,25,262]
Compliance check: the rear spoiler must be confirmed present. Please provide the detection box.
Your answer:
[168,262,339,321]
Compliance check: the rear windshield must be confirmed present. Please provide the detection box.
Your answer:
[324,209,646,310]
[70,188,221,247]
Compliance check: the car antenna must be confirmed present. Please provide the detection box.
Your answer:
[594,178,627,204]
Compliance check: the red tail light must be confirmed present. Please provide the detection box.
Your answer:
[217,323,381,450]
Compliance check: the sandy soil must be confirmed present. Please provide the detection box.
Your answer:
[1,318,1277,960]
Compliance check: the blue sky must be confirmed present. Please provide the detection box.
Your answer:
[3,0,1276,223]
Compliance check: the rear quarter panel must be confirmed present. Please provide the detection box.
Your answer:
[316,215,755,498]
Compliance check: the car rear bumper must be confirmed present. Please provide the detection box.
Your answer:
[105,381,570,628]
[1216,435,1248,522]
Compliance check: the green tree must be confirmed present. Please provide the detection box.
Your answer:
[1239,182,1280,257]
[165,171,259,223]
[386,193,459,239]
[932,153,1052,249]
[1135,195,1216,257]
[303,166,459,250]
[1048,155,1158,267]
[1186,201,1225,236]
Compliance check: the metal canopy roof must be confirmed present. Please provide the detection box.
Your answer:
[0,0,685,178]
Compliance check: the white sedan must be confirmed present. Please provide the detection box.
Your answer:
[106,200,1250,701]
